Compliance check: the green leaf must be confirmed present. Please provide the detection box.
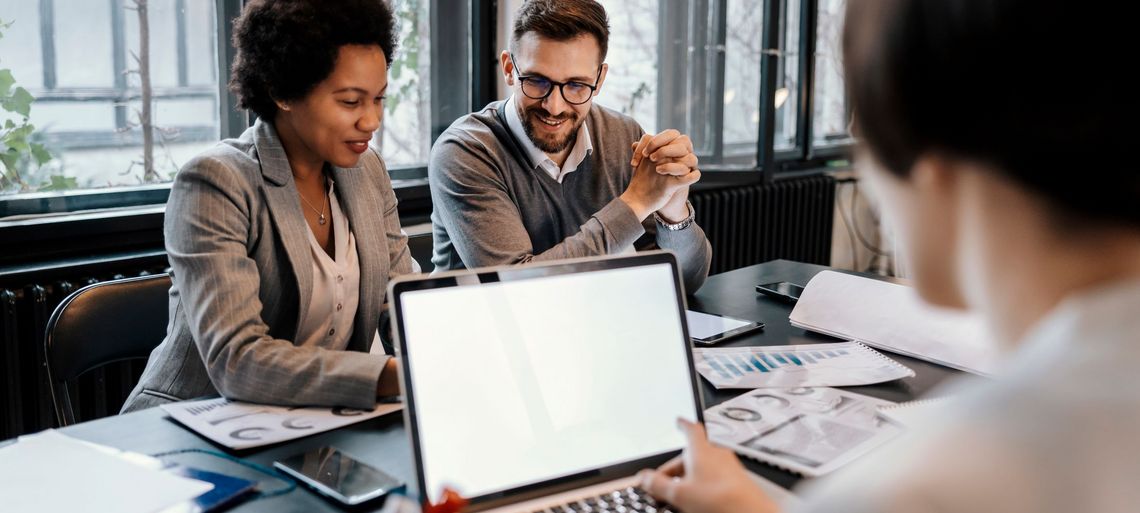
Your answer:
[391,60,403,80]
[2,86,34,117]
[0,149,17,174]
[3,119,13,129]
[0,69,14,97]
[30,142,51,165]
[39,174,78,191]
[4,123,32,151]
[6,130,29,152]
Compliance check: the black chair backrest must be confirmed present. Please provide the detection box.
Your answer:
[44,273,171,426]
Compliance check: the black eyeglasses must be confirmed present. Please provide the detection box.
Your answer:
[509,53,602,106]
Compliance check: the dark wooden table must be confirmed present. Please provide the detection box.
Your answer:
[55,260,962,510]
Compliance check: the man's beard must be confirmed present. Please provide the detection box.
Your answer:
[520,104,583,154]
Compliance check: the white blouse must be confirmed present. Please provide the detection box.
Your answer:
[295,182,360,351]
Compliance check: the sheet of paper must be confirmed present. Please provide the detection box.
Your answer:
[706,387,901,477]
[0,430,212,513]
[162,397,402,450]
[686,310,752,339]
[789,271,1001,375]
[693,341,914,389]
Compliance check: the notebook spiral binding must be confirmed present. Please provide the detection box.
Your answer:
[853,341,917,378]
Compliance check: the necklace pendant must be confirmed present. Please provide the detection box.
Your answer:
[318,214,326,225]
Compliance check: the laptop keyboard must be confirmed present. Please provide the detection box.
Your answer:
[536,486,673,513]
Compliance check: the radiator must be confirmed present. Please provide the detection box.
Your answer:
[0,266,166,440]
[690,174,835,274]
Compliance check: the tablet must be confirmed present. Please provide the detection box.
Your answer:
[686,310,765,345]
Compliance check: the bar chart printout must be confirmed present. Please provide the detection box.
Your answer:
[693,341,914,389]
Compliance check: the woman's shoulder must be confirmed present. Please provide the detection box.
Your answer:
[175,136,262,190]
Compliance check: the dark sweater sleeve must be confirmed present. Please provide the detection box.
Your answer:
[429,133,647,268]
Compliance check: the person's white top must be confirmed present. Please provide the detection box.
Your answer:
[793,277,1140,513]
[505,94,593,183]
[296,183,360,351]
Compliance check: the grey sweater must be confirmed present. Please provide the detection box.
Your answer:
[429,100,712,293]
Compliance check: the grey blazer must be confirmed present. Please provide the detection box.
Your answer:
[122,119,416,412]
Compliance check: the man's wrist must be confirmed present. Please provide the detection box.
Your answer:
[655,201,695,231]
[619,192,653,221]
[656,191,690,223]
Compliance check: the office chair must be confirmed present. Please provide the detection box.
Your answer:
[44,273,171,426]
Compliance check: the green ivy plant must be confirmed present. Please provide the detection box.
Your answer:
[0,19,54,193]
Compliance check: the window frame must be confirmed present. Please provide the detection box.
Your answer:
[1,0,854,265]
[0,0,476,266]
[655,0,853,183]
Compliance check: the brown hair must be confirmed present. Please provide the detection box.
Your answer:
[511,0,610,61]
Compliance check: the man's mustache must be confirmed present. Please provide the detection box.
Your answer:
[525,107,577,122]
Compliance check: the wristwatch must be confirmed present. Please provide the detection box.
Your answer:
[654,201,696,231]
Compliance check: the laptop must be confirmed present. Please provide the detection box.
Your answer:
[388,252,704,512]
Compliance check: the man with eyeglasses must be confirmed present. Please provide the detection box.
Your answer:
[428,0,712,292]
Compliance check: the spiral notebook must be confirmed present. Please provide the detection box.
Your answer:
[789,271,1000,375]
[693,341,914,389]
[877,397,954,428]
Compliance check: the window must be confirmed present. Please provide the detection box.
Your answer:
[774,0,801,152]
[812,0,852,148]
[509,0,850,172]
[721,0,763,160]
[377,0,433,168]
[1,0,471,220]
[1,0,219,198]
[594,0,658,134]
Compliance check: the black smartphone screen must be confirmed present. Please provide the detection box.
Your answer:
[756,282,805,301]
[274,446,404,505]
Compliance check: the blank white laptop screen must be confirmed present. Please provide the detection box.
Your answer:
[399,263,699,501]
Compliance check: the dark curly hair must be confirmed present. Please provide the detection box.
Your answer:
[229,0,398,121]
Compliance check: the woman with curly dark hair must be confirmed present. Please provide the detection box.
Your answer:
[123,0,417,412]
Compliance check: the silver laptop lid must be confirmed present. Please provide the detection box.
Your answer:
[389,252,704,510]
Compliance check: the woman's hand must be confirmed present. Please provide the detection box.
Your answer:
[376,357,401,397]
[638,419,781,513]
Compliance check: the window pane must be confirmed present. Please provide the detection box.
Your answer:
[594,0,658,134]
[774,0,800,152]
[376,0,432,168]
[1,0,219,200]
[812,0,851,147]
[722,0,762,161]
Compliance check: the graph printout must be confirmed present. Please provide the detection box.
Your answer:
[693,341,914,389]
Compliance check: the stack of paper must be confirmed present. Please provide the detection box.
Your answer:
[789,271,1001,375]
[0,430,213,513]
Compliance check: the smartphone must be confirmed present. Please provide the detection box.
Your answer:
[686,310,765,345]
[274,446,404,506]
[755,281,805,303]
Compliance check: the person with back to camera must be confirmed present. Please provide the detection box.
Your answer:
[637,1,1140,512]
